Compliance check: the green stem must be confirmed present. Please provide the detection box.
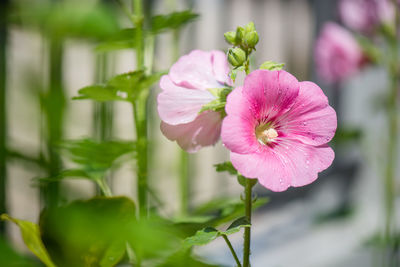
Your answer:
[97,178,112,197]
[132,0,148,218]
[383,0,399,253]
[43,37,65,209]
[179,150,189,216]
[243,179,254,267]
[0,0,8,235]
[222,234,242,267]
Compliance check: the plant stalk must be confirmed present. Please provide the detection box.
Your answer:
[243,179,254,267]
[0,0,9,235]
[222,234,242,267]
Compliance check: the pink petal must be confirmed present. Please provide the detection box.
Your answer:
[242,70,299,121]
[221,87,259,154]
[169,50,223,90]
[158,75,215,125]
[160,111,222,153]
[277,81,337,146]
[231,140,334,192]
[211,50,233,86]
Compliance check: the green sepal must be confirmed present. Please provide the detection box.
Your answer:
[259,61,285,71]
[199,87,232,115]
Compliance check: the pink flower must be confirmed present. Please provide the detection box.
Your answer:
[338,0,393,34]
[221,70,337,192]
[158,50,232,153]
[315,22,364,84]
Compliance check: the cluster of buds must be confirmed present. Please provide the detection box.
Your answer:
[224,22,259,67]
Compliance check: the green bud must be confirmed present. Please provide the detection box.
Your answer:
[236,26,245,43]
[224,31,237,45]
[244,22,256,33]
[244,31,259,48]
[227,47,246,67]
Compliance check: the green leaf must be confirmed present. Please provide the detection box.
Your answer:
[333,127,362,144]
[0,214,56,267]
[183,227,219,248]
[199,87,232,114]
[0,237,40,267]
[220,216,250,236]
[150,10,199,34]
[95,28,136,52]
[259,61,285,71]
[40,197,136,266]
[14,1,120,40]
[99,240,126,267]
[61,138,136,176]
[73,85,126,102]
[157,249,219,267]
[74,71,165,103]
[214,161,237,175]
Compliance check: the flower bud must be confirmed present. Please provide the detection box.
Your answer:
[236,26,245,43]
[224,31,237,45]
[244,22,256,33]
[227,47,246,67]
[244,31,259,48]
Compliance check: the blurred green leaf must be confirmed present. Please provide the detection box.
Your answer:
[355,34,382,64]
[259,61,285,71]
[214,161,237,175]
[13,1,120,40]
[220,216,250,236]
[333,127,362,144]
[74,71,165,103]
[157,249,219,267]
[0,236,41,267]
[1,214,56,267]
[95,28,137,52]
[40,197,136,267]
[99,240,126,267]
[150,10,199,34]
[73,85,126,102]
[61,138,136,175]
[183,227,219,248]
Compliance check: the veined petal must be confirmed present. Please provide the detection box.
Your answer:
[277,81,337,146]
[160,111,222,153]
[158,75,215,125]
[231,140,334,192]
[242,70,299,121]
[169,50,224,90]
[211,50,233,86]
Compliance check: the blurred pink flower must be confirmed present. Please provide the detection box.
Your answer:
[315,22,364,84]
[338,0,393,33]
[221,70,336,192]
[158,50,232,153]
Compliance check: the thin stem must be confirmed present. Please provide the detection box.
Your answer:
[384,0,399,253]
[132,0,148,218]
[0,0,8,235]
[222,234,242,267]
[179,150,189,216]
[97,178,112,197]
[242,179,254,267]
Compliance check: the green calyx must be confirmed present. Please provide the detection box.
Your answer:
[228,47,247,67]
[199,87,232,116]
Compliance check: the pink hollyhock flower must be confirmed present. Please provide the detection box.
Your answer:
[158,50,232,153]
[338,0,393,34]
[221,70,337,192]
[315,22,364,84]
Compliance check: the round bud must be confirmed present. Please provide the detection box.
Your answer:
[224,31,237,45]
[227,47,246,67]
[244,31,259,48]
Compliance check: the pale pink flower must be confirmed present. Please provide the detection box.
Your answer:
[338,0,393,34]
[221,70,337,192]
[315,22,364,84]
[158,50,232,153]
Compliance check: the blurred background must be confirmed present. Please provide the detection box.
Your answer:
[0,0,399,266]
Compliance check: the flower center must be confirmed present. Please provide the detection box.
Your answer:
[255,124,278,145]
